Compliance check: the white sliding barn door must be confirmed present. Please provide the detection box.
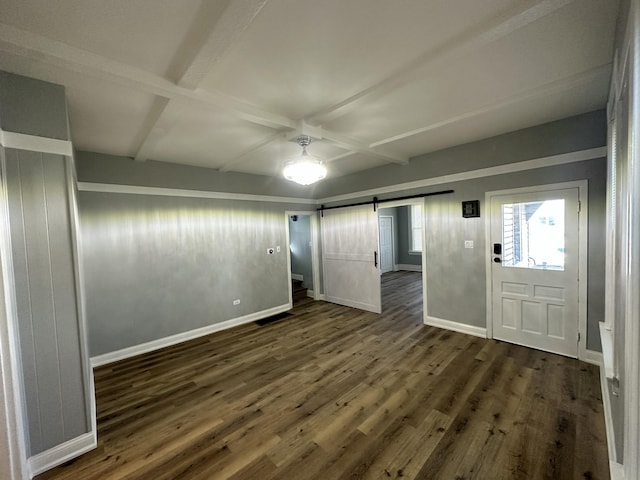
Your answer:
[322,205,381,313]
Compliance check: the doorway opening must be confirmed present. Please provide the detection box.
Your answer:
[377,200,425,316]
[286,211,320,307]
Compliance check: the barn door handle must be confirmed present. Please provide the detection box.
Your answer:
[374,251,378,267]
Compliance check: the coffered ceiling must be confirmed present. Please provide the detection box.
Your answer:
[0,0,620,181]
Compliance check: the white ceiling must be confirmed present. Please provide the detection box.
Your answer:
[0,0,620,181]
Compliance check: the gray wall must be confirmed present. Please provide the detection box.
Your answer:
[315,110,606,199]
[289,215,313,290]
[421,158,606,352]
[80,191,308,356]
[0,71,69,141]
[76,151,319,199]
[1,70,90,458]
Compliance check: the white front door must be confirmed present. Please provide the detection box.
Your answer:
[322,205,381,313]
[490,187,580,357]
[379,216,394,274]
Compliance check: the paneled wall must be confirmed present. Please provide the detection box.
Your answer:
[0,71,92,468]
[4,150,88,455]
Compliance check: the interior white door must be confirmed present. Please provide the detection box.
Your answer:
[379,216,394,274]
[490,187,579,357]
[322,205,381,313]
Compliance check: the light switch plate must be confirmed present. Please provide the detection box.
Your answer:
[464,240,474,249]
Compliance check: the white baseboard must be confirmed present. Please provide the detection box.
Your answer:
[324,296,379,313]
[307,290,315,298]
[28,431,96,478]
[582,349,604,366]
[394,264,422,272]
[291,273,303,281]
[91,303,291,367]
[610,461,624,480]
[425,316,487,338]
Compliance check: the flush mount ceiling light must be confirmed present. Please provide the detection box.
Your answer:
[283,135,327,186]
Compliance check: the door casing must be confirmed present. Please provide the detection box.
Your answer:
[484,180,589,360]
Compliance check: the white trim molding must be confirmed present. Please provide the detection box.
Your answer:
[599,322,615,379]
[77,147,606,209]
[91,303,291,367]
[319,147,606,205]
[78,182,318,205]
[582,349,603,367]
[425,316,487,339]
[394,263,422,272]
[600,365,625,480]
[0,146,30,479]
[28,431,97,478]
[291,273,303,281]
[0,129,73,157]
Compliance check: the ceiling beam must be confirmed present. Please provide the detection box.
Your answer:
[218,121,404,172]
[218,132,284,172]
[320,130,408,165]
[369,63,612,148]
[174,0,269,89]
[0,19,407,170]
[306,0,575,126]
[133,98,174,162]
[0,22,296,131]
[134,0,272,161]
[325,151,356,163]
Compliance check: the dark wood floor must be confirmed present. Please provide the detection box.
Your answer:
[39,271,609,479]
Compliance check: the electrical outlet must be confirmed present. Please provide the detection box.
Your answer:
[276,246,281,253]
[267,247,274,254]
[233,299,240,306]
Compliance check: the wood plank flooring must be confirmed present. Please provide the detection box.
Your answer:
[38,271,609,479]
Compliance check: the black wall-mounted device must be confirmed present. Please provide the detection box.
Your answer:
[462,200,480,218]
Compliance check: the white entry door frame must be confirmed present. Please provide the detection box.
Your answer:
[484,180,589,360]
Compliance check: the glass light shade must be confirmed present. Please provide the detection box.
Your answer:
[283,153,327,185]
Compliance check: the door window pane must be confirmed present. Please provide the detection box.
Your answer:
[502,199,565,270]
